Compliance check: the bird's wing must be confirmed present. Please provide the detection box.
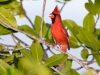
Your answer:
[61,25,70,50]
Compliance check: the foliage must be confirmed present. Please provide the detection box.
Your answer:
[0,0,100,75]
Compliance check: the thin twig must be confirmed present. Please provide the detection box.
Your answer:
[11,34,17,44]
[0,18,90,70]
[60,2,66,13]
[51,67,63,75]
[0,53,10,56]
[40,43,48,60]
[75,57,95,70]
[20,0,35,29]
[0,45,30,52]
[40,0,46,39]
[14,45,30,51]
[49,48,55,55]
[94,15,99,32]
[97,71,100,75]
[12,34,28,46]
[0,43,14,47]
[94,15,99,27]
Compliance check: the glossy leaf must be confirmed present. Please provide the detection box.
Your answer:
[18,25,39,37]
[34,16,41,32]
[85,2,96,15]
[83,13,95,32]
[43,22,48,37]
[81,49,89,60]
[16,42,35,63]
[13,56,19,69]
[93,52,100,66]
[0,1,20,14]
[63,20,78,29]
[44,54,68,66]
[3,55,14,63]
[45,27,54,43]
[4,67,16,75]
[34,16,48,37]
[0,0,8,2]
[63,20,79,35]
[94,0,100,14]
[0,7,17,28]
[0,59,11,75]
[20,49,35,63]
[60,59,72,74]
[76,28,100,51]
[70,35,79,48]
[95,28,100,35]
[68,69,80,75]
[0,24,16,35]
[18,58,54,75]
[30,41,43,63]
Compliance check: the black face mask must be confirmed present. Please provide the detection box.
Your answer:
[51,13,57,24]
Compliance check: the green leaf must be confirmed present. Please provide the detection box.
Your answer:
[0,59,11,75]
[0,7,17,28]
[3,55,14,63]
[45,27,54,43]
[63,20,78,29]
[0,0,8,2]
[34,16,41,32]
[81,49,89,60]
[93,52,100,66]
[68,69,79,75]
[94,0,100,14]
[42,22,48,38]
[34,16,47,37]
[95,29,100,35]
[18,25,39,37]
[70,34,79,48]
[0,1,20,14]
[62,20,79,35]
[30,41,43,63]
[16,42,35,63]
[85,2,96,15]
[60,59,72,74]
[44,54,68,66]
[76,28,100,51]
[0,24,16,35]
[4,67,16,75]
[83,13,95,32]
[20,49,35,63]
[18,58,54,75]
[13,56,19,69]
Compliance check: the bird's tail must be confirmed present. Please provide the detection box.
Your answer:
[61,44,68,52]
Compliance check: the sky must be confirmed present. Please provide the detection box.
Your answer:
[0,0,100,74]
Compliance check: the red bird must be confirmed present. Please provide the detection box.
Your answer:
[49,6,70,53]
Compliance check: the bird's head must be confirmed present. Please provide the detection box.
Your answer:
[49,5,60,23]
[49,5,60,19]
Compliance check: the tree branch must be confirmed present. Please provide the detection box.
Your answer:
[40,0,46,39]
[11,34,28,46]
[51,67,62,75]
[0,18,91,70]
[75,56,95,70]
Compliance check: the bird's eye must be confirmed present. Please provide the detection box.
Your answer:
[49,14,54,18]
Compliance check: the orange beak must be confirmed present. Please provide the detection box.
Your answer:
[49,14,54,18]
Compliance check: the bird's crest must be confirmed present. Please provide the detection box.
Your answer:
[52,5,60,14]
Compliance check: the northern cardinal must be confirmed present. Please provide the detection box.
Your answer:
[49,6,70,53]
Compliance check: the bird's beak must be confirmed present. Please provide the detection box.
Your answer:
[49,14,54,18]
